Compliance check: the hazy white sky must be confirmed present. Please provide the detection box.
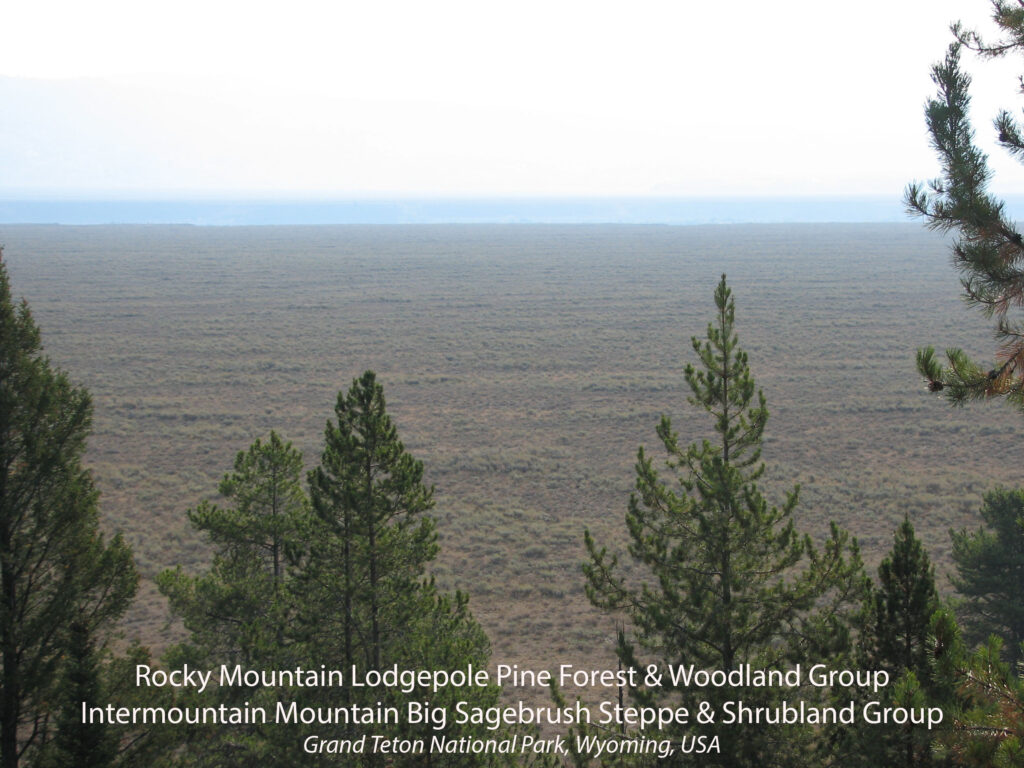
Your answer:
[2,0,1022,197]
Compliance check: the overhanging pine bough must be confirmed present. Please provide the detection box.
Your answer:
[907,3,1024,411]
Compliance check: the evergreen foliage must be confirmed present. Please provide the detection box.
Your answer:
[930,610,1024,768]
[161,372,518,766]
[849,517,949,768]
[298,371,512,767]
[907,7,1024,762]
[159,430,309,668]
[907,2,1024,411]
[98,642,174,768]
[583,276,866,768]
[158,430,309,766]
[44,622,118,768]
[867,517,942,685]
[0,250,138,768]
[950,487,1024,664]
[303,370,438,677]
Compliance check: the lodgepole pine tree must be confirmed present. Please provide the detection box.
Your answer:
[42,622,117,768]
[159,430,309,658]
[850,517,949,768]
[159,430,309,667]
[868,517,941,686]
[950,487,1024,664]
[583,276,865,768]
[0,249,138,768]
[157,431,310,767]
[908,7,1024,761]
[205,430,308,590]
[160,374,524,767]
[302,370,437,678]
[907,3,1024,411]
[298,371,518,767]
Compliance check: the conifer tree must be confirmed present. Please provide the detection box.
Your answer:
[851,517,949,768]
[868,517,941,684]
[159,430,309,668]
[583,276,865,768]
[298,371,514,767]
[206,430,308,590]
[950,487,1024,664]
[929,611,1024,768]
[158,431,310,767]
[908,8,1024,760]
[907,3,1024,410]
[44,622,118,768]
[159,375,519,766]
[0,249,138,768]
[302,370,437,678]
[97,642,176,768]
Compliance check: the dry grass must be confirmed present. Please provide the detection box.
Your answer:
[0,222,1014,674]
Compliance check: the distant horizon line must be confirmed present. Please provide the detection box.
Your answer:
[0,194,979,226]
[0,192,904,199]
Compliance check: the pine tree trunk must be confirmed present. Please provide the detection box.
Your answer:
[366,450,380,671]
[1,527,20,768]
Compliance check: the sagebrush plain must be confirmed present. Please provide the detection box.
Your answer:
[1,222,1016,675]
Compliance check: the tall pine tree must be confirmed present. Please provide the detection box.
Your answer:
[160,430,309,665]
[584,276,865,768]
[298,371,515,767]
[907,8,1024,760]
[302,370,437,678]
[868,517,941,684]
[0,249,138,768]
[158,430,310,767]
[43,622,118,768]
[158,374,522,766]
[950,487,1024,664]
[848,517,949,768]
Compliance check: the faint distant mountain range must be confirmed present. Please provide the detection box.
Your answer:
[0,196,909,225]
[0,76,1005,225]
